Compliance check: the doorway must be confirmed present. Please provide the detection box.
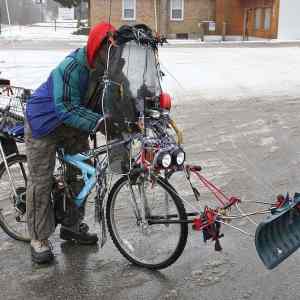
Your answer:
[243,8,254,40]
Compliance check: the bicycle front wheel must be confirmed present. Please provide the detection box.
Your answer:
[107,175,188,269]
[0,154,30,242]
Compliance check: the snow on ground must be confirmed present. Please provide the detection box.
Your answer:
[1,25,300,103]
[159,46,300,101]
[0,24,87,42]
[1,44,300,102]
[0,49,68,88]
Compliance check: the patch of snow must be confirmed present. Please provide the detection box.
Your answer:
[236,119,265,129]
[260,137,276,146]
[159,47,300,102]
[270,146,280,153]
[241,127,271,137]
[0,25,87,42]
[0,49,69,88]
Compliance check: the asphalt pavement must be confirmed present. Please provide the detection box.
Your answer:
[1,95,300,299]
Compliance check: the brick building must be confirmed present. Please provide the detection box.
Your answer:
[90,0,300,40]
[216,0,279,39]
[90,0,216,38]
[216,0,300,40]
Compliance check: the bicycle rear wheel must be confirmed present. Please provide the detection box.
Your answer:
[106,175,188,269]
[0,154,30,242]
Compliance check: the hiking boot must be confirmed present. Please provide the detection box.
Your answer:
[31,239,54,264]
[60,223,98,245]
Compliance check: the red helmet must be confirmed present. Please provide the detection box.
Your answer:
[87,22,116,68]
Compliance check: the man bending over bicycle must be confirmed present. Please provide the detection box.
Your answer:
[25,22,116,264]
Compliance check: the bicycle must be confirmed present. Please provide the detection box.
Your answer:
[0,78,191,269]
[0,81,30,241]
[0,119,190,270]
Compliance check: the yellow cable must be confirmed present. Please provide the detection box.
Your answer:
[169,118,183,145]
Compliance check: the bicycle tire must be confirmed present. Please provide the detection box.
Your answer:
[0,154,30,242]
[106,174,188,269]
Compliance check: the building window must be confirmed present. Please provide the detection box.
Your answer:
[255,8,262,30]
[122,0,136,21]
[170,0,184,21]
[264,8,272,31]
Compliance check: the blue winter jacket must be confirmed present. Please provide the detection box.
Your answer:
[26,47,100,139]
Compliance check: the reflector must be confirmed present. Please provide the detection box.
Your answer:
[160,92,172,110]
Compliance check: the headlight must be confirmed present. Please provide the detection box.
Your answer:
[161,153,172,168]
[156,152,172,169]
[172,148,186,166]
[176,151,185,165]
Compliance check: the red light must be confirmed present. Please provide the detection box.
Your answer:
[160,92,172,110]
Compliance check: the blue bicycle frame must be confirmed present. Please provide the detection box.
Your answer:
[60,137,129,208]
[63,153,97,208]
[6,122,129,209]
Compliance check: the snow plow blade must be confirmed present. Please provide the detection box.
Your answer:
[255,200,300,270]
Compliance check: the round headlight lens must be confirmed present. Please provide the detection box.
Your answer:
[161,153,172,168]
[176,151,185,165]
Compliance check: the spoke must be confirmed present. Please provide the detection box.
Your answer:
[110,177,183,266]
[0,157,29,240]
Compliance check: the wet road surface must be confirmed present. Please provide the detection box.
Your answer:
[1,97,300,299]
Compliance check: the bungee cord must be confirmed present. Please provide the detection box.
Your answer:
[216,220,254,238]
[235,202,258,226]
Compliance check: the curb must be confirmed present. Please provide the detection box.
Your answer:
[164,41,300,48]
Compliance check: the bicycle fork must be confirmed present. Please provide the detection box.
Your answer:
[128,178,156,227]
[128,182,144,224]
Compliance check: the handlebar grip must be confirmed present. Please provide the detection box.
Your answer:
[92,117,105,135]
[186,165,202,172]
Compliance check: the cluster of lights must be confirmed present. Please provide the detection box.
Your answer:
[155,147,185,169]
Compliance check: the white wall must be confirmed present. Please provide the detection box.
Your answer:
[277,0,300,40]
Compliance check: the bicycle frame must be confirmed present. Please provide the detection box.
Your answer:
[59,137,129,208]
[62,153,97,208]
